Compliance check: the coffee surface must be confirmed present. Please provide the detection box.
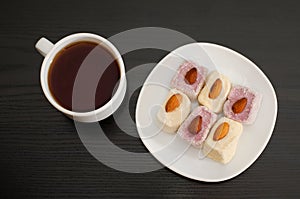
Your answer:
[48,41,120,112]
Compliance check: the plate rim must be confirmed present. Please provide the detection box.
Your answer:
[135,42,278,182]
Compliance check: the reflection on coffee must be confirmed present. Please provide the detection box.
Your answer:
[48,41,120,112]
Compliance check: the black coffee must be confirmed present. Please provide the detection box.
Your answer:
[48,41,120,112]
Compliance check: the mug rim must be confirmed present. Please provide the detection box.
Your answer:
[40,33,126,117]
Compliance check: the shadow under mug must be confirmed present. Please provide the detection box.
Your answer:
[35,33,127,122]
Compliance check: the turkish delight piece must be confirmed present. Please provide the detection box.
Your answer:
[177,106,217,148]
[198,71,231,113]
[203,117,243,164]
[171,61,207,100]
[223,85,262,124]
[157,89,191,133]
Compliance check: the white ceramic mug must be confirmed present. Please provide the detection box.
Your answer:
[35,33,126,122]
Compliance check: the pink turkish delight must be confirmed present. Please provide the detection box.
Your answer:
[178,106,217,148]
[223,85,262,124]
[171,61,207,100]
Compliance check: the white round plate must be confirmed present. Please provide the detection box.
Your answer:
[135,43,277,182]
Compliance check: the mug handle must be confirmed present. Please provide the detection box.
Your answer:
[35,37,54,57]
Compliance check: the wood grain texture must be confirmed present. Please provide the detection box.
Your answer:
[0,0,300,198]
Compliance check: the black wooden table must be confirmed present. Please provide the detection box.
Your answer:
[1,0,299,198]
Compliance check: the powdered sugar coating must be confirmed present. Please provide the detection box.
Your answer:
[171,61,207,100]
[178,106,217,148]
[223,85,262,124]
